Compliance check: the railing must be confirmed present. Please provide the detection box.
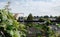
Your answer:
[18,20,60,22]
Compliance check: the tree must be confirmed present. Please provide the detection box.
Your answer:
[56,16,60,21]
[54,16,57,18]
[0,1,26,37]
[44,15,49,18]
[39,18,45,22]
[27,13,33,21]
[50,15,53,18]
[26,13,33,27]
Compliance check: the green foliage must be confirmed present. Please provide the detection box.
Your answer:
[27,13,33,21]
[33,19,54,37]
[44,15,49,18]
[26,13,33,27]
[0,9,26,37]
[56,16,60,21]
[39,18,45,21]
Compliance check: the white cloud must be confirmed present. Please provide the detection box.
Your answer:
[0,0,60,16]
[14,1,20,5]
[0,2,6,8]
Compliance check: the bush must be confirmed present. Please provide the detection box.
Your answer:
[0,9,26,37]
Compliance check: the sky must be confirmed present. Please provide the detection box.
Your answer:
[0,0,60,16]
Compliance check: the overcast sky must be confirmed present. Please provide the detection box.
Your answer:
[0,0,60,16]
